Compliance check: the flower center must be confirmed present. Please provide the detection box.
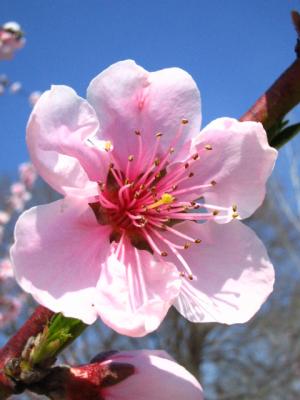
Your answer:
[89,120,239,279]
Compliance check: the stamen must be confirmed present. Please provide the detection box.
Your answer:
[104,141,113,152]
[205,144,212,150]
[150,228,194,276]
[148,193,175,209]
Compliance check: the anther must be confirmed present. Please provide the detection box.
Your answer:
[188,274,194,280]
[172,185,178,190]
[135,130,141,136]
[212,210,219,216]
[156,132,163,138]
[155,172,161,178]
[194,204,200,209]
[194,239,202,244]
[154,158,160,166]
[192,153,199,160]
[232,204,238,212]
[137,216,147,227]
[181,118,189,124]
[184,242,191,249]
[169,147,175,154]
[179,271,185,277]
[232,212,239,219]
[184,163,189,169]
[211,180,217,186]
[125,178,130,185]
[128,155,134,162]
[140,184,145,190]
[109,163,114,169]
[104,141,113,152]
[190,201,196,206]
[161,251,168,257]
[188,172,194,178]
[205,144,213,150]
[150,186,157,193]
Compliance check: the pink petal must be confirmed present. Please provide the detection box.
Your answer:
[103,350,203,400]
[87,60,201,169]
[95,239,181,337]
[184,118,277,220]
[168,221,274,324]
[27,85,110,196]
[11,198,111,324]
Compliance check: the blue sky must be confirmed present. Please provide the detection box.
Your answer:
[1,0,300,175]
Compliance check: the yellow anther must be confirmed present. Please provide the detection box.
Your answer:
[232,204,238,212]
[148,193,175,209]
[161,193,175,203]
[104,141,113,152]
[232,212,239,219]
[181,118,189,124]
[154,158,160,166]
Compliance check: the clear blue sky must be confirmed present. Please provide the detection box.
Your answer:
[1,0,299,175]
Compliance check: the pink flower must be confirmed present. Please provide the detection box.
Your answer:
[9,81,22,93]
[45,350,203,400]
[11,60,277,336]
[9,182,31,211]
[0,258,14,280]
[0,211,10,225]
[28,91,42,107]
[0,22,25,60]
[19,162,37,189]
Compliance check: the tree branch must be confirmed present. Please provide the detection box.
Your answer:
[240,11,300,133]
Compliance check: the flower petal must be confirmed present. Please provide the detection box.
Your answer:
[103,350,203,400]
[185,118,277,220]
[11,198,111,324]
[95,239,181,337]
[87,60,201,169]
[168,220,275,324]
[27,85,110,196]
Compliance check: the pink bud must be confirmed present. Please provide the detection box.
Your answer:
[41,350,203,400]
